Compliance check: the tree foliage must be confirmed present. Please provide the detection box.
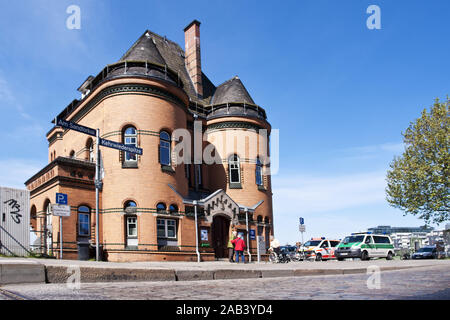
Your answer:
[386,98,449,224]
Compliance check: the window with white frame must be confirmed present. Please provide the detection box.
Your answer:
[126,216,137,238]
[157,219,177,238]
[229,154,241,184]
[159,131,171,166]
[123,127,138,162]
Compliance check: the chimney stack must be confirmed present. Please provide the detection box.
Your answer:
[184,20,203,98]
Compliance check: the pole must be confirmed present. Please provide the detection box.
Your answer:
[193,200,200,263]
[257,233,260,263]
[60,216,63,259]
[245,209,251,263]
[95,128,100,262]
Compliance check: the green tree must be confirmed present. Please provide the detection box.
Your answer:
[386,98,449,224]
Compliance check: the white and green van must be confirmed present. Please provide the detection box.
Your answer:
[334,233,394,261]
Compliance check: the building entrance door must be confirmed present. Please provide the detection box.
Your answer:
[212,215,230,259]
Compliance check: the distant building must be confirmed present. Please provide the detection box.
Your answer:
[367,225,433,235]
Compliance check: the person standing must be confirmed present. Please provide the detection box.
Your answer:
[232,233,246,263]
[228,230,237,262]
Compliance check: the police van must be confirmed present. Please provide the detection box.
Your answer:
[334,232,394,261]
[300,237,341,261]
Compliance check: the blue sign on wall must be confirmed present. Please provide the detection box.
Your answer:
[250,229,256,240]
[56,193,68,205]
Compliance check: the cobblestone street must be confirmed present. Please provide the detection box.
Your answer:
[1,264,449,300]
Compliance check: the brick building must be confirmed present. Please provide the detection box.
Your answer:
[25,20,274,262]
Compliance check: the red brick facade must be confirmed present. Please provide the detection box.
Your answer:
[25,21,274,262]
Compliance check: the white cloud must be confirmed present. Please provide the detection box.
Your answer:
[0,73,32,120]
[0,159,45,189]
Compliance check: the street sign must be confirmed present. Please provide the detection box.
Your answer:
[52,204,71,217]
[100,138,143,155]
[299,225,306,232]
[300,217,304,225]
[56,193,68,205]
[57,119,96,137]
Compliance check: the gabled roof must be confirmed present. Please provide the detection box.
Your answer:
[210,76,255,105]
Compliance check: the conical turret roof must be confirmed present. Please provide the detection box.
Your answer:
[120,31,165,65]
[210,76,255,105]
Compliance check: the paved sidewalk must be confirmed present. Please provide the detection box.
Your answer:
[1,257,449,284]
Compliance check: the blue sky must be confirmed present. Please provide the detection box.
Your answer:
[0,0,449,245]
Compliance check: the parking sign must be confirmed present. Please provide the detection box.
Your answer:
[56,193,68,205]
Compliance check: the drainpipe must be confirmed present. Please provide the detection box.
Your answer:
[193,200,200,263]
[245,208,252,263]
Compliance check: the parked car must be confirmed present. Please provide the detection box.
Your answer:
[299,238,341,261]
[334,232,395,261]
[412,246,438,259]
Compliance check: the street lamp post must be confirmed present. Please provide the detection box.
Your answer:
[193,200,200,263]
[245,208,251,263]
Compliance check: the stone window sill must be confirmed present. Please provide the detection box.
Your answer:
[122,161,138,169]
[161,165,175,173]
[229,182,242,189]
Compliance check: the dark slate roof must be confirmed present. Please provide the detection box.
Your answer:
[119,30,217,104]
[210,76,255,105]
[120,31,165,65]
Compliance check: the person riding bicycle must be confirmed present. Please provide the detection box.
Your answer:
[269,236,281,256]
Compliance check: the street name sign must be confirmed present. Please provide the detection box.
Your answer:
[57,119,96,137]
[100,138,143,155]
[52,204,71,217]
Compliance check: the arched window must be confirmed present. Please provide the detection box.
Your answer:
[169,204,178,214]
[229,154,241,184]
[78,206,91,237]
[159,131,171,166]
[86,138,94,162]
[123,127,138,162]
[156,203,166,213]
[69,150,75,158]
[255,157,263,186]
[124,200,137,214]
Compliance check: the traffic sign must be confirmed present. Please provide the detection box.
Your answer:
[56,193,68,205]
[299,225,306,232]
[100,138,143,155]
[57,119,96,136]
[300,217,304,225]
[52,204,71,217]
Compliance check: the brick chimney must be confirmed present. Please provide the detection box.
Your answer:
[184,20,203,97]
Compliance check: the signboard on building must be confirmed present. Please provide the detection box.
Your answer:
[0,187,30,256]
[257,236,266,255]
[56,193,68,205]
[52,204,71,217]
[250,229,256,240]
[200,229,208,241]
